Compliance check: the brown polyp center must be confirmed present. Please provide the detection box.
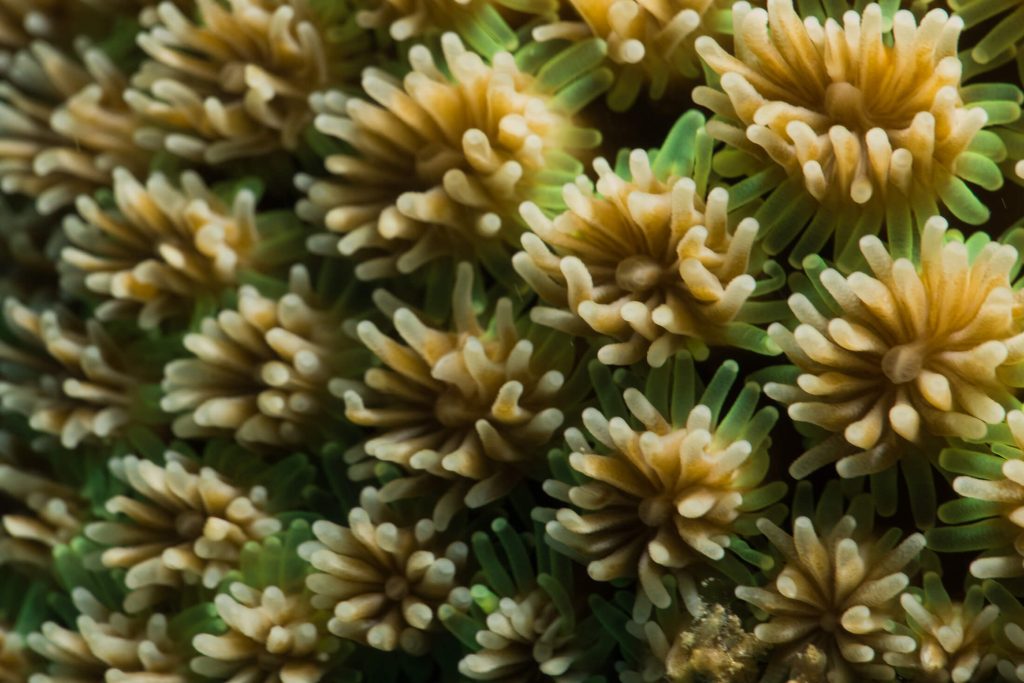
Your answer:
[818,611,838,633]
[615,256,664,294]
[435,389,487,428]
[638,496,672,527]
[176,510,204,538]
[823,82,912,132]
[881,342,926,384]
[385,575,409,601]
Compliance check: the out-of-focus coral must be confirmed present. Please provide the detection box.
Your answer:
[299,487,469,654]
[0,0,160,51]
[61,169,262,329]
[356,0,552,56]
[0,197,61,304]
[128,0,353,164]
[161,264,362,447]
[0,456,84,569]
[516,111,784,366]
[297,32,609,279]
[85,451,282,613]
[0,0,62,49]
[27,588,190,683]
[0,39,147,215]
[343,262,575,529]
[0,299,152,448]
[535,0,733,110]
[0,623,28,683]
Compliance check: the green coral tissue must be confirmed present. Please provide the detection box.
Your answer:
[13,0,1024,681]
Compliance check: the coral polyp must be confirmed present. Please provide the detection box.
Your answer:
[343,262,574,528]
[442,518,614,682]
[535,0,733,110]
[515,111,783,366]
[61,169,262,329]
[128,0,339,163]
[189,524,350,683]
[0,40,146,214]
[28,589,190,682]
[891,574,999,683]
[297,33,608,279]
[85,451,282,612]
[928,410,1024,584]
[694,0,1018,263]
[0,301,152,448]
[735,492,925,683]
[0,625,28,681]
[951,0,1024,74]
[766,217,1024,486]
[160,264,360,447]
[0,0,59,48]
[7,0,1024,681]
[356,0,546,56]
[0,457,84,568]
[544,357,782,612]
[300,487,469,654]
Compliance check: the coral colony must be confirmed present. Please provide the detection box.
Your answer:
[16,2,1024,683]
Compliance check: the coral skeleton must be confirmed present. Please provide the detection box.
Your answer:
[618,582,764,683]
